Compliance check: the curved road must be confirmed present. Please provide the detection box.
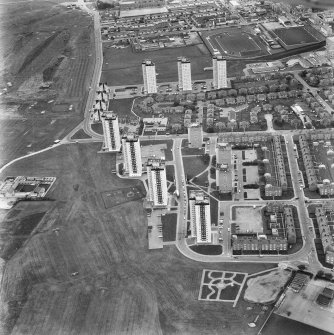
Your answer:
[172,133,325,271]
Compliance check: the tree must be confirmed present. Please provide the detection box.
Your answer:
[263,103,273,112]
[269,84,279,92]
[227,120,237,132]
[186,93,196,102]
[172,123,182,133]
[279,83,289,92]
[154,94,165,102]
[290,78,300,88]
[207,91,217,100]
[281,114,289,123]
[238,87,248,96]
[215,121,226,133]
[239,120,250,133]
[201,154,210,164]
[217,89,227,98]
[291,119,301,129]
[145,97,154,106]
[320,117,331,127]
[228,89,238,97]
[248,87,256,95]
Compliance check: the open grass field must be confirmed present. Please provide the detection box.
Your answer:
[108,98,135,117]
[71,128,91,140]
[101,43,211,86]
[161,213,177,242]
[183,156,209,180]
[0,117,81,167]
[101,186,145,209]
[272,26,319,46]
[0,142,278,335]
[0,1,94,167]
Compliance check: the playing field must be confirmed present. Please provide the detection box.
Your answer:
[201,27,268,58]
[273,26,318,46]
[212,32,261,56]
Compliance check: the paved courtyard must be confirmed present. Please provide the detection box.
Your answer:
[232,206,264,233]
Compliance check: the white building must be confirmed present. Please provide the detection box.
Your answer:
[212,55,227,89]
[122,134,142,177]
[147,157,168,207]
[188,123,203,148]
[189,190,211,243]
[215,142,232,193]
[177,57,192,91]
[326,36,334,60]
[101,112,121,152]
[142,59,157,94]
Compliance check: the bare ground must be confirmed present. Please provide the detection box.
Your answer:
[244,269,292,304]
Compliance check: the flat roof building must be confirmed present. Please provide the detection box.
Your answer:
[215,142,232,193]
[142,60,157,94]
[122,134,143,177]
[101,112,121,152]
[189,190,211,243]
[188,123,202,148]
[213,55,227,89]
[177,57,192,91]
[147,157,168,207]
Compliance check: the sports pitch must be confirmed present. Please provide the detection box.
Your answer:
[202,28,268,58]
[272,26,318,46]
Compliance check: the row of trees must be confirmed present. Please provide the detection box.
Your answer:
[300,68,334,88]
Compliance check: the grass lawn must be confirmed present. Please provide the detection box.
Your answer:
[193,171,209,187]
[1,212,46,260]
[101,44,211,85]
[183,156,209,180]
[166,165,175,183]
[211,190,233,201]
[210,197,218,225]
[219,285,240,300]
[141,139,173,161]
[182,147,205,156]
[161,213,177,242]
[91,122,103,135]
[71,129,91,140]
[190,244,223,255]
[0,142,279,335]
[108,98,135,117]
